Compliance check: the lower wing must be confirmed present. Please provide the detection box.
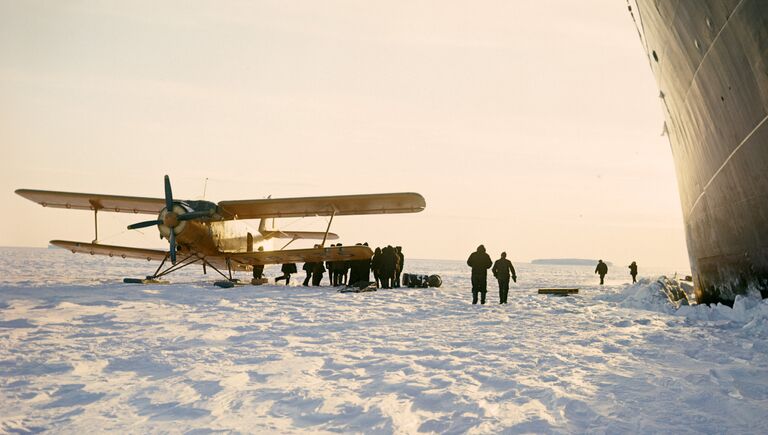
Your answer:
[50,240,371,269]
[51,240,168,261]
[49,240,247,271]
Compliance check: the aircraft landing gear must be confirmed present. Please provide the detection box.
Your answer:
[122,277,170,285]
[123,252,241,286]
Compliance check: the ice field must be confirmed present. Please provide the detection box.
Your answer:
[1,247,768,434]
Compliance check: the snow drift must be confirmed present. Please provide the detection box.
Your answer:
[1,249,767,433]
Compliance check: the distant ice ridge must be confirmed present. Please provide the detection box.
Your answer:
[606,276,768,334]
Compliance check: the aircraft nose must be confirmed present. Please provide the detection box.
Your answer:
[163,211,179,227]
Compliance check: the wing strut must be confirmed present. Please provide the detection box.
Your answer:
[89,199,101,244]
[147,252,232,281]
[320,209,336,247]
[152,253,170,277]
[280,234,300,250]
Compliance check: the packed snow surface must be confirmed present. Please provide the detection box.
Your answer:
[1,248,768,433]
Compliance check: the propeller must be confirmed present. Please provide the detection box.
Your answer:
[168,226,176,264]
[163,175,177,264]
[164,174,173,212]
[127,175,214,264]
[127,219,161,230]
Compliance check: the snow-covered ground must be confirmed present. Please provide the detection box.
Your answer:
[1,247,768,434]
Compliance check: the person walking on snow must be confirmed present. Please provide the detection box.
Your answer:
[492,252,517,304]
[275,263,297,285]
[302,262,314,286]
[595,259,608,285]
[467,245,493,304]
[628,261,638,283]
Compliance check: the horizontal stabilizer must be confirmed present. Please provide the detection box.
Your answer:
[260,231,339,240]
[230,245,373,266]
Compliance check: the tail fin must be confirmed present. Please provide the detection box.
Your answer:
[258,218,267,235]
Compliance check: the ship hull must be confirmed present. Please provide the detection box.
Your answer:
[633,0,768,303]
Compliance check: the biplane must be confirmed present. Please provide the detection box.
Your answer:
[15,176,426,283]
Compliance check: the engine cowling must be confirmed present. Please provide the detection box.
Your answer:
[157,203,193,240]
[126,175,220,263]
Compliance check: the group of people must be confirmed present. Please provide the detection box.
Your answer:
[262,243,406,289]
[372,245,405,289]
[594,260,639,284]
[467,245,517,305]
[258,242,641,301]
[467,245,641,305]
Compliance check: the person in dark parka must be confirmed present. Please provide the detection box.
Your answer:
[347,243,363,285]
[252,264,265,280]
[326,259,334,285]
[492,252,517,304]
[394,246,404,288]
[628,261,638,283]
[379,245,397,288]
[371,247,382,287]
[467,245,493,304]
[355,257,371,284]
[360,242,371,283]
[327,244,341,285]
[311,262,326,286]
[595,259,608,285]
[275,263,297,285]
[302,262,314,286]
[332,257,347,286]
[342,260,350,285]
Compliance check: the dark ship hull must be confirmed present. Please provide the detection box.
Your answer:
[632,1,768,304]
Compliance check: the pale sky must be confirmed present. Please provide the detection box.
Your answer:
[0,1,690,269]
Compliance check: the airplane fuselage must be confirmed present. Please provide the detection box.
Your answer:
[162,215,268,258]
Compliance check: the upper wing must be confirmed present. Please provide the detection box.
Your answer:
[217,192,425,220]
[16,189,165,215]
[51,240,168,261]
[17,189,426,220]
[229,245,373,266]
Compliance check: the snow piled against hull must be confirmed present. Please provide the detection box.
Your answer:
[678,295,768,334]
[599,277,690,313]
[1,248,768,433]
[607,276,768,335]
